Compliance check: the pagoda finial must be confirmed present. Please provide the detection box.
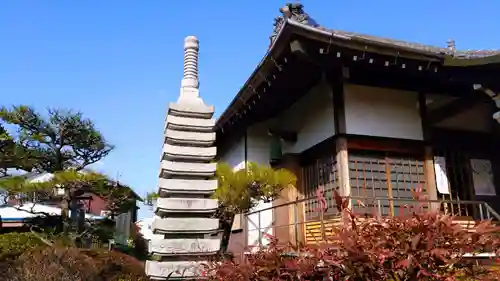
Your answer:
[181,36,199,90]
[446,39,456,53]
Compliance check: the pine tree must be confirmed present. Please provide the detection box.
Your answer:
[0,105,124,237]
[214,162,296,253]
[0,124,38,178]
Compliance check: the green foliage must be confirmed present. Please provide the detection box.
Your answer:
[0,105,114,172]
[0,124,38,178]
[144,191,159,206]
[214,162,254,215]
[146,162,296,214]
[0,232,47,260]
[0,170,137,246]
[214,162,296,215]
[0,169,108,198]
[0,105,137,241]
[0,105,114,208]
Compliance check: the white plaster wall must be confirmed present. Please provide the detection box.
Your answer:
[245,122,273,248]
[276,81,335,154]
[217,136,246,231]
[216,126,274,247]
[344,84,423,140]
[219,136,246,171]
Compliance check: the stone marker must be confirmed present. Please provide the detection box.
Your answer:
[145,36,220,280]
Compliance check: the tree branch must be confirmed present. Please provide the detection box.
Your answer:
[29,225,54,247]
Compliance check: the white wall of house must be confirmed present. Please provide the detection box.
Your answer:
[220,137,246,171]
[245,122,273,249]
[217,122,274,249]
[217,136,247,234]
[344,84,423,140]
[274,81,335,154]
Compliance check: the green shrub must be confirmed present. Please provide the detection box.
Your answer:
[0,232,47,259]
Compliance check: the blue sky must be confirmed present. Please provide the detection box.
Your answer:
[1,1,498,219]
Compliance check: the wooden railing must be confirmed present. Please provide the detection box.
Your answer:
[301,155,337,221]
[244,196,500,249]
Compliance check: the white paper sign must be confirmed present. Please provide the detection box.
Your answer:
[470,158,496,196]
[434,156,450,195]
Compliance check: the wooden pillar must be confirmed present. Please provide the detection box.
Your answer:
[419,92,438,208]
[336,137,350,199]
[424,147,439,212]
[331,66,351,205]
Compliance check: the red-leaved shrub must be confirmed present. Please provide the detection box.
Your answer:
[206,192,500,280]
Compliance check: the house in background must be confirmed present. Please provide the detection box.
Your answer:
[0,171,140,244]
[215,3,500,255]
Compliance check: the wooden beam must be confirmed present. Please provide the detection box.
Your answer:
[335,137,350,206]
[330,67,347,135]
[427,97,481,125]
[418,92,438,206]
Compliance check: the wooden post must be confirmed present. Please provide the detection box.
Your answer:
[419,92,438,210]
[330,65,350,210]
[385,157,395,216]
[336,137,351,206]
[424,146,439,210]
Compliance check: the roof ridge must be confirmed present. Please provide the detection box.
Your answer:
[272,3,500,60]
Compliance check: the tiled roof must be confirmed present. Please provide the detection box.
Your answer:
[316,27,500,60]
[276,3,500,60]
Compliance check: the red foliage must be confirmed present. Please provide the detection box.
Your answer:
[206,192,500,280]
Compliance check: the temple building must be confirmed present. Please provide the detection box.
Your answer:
[215,3,500,253]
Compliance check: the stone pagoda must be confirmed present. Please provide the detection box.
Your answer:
[145,36,220,280]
